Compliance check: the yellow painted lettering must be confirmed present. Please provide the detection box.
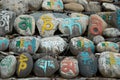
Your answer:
[110,53,116,66]
[20,39,24,48]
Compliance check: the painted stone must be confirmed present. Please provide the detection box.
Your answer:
[16,53,33,78]
[34,56,59,77]
[37,13,58,37]
[2,0,28,15]
[64,3,84,12]
[102,3,120,11]
[39,36,67,55]
[42,0,64,11]
[9,36,40,54]
[112,9,120,30]
[77,52,97,77]
[70,37,95,56]
[0,37,9,51]
[62,0,78,3]
[97,12,113,26]
[60,57,79,78]
[53,13,69,18]
[27,0,43,11]
[0,55,17,78]
[14,15,35,36]
[93,35,105,45]
[97,41,119,53]
[103,28,120,38]
[59,16,89,37]
[88,14,107,40]
[70,13,88,18]
[0,10,16,36]
[99,52,120,78]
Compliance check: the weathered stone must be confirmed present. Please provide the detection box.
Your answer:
[34,56,59,77]
[1,0,28,15]
[70,37,95,56]
[77,52,97,77]
[70,13,88,17]
[97,12,114,26]
[53,13,69,18]
[100,0,113,2]
[99,52,120,78]
[59,16,89,37]
[97,41,119,53]
[62,0,78,3]
[37,13,58,37]
[64,3,84,12]
[9,36,40,54]
[0,11,16,36]
[102,3,120,11]
[85,2,101,12]
[88,14,107,40]
[42,0,64,11]
[0,37,9,51]
[103,28,120,37]
[78,0,88,6]
[14,15,35,36]
[111,9,120,30]
[93,35,105,45]
[27,0,42,11]
[60,57,79,78]
[0,55,17,78]
[16,53,33,78]
[39,36,67,55]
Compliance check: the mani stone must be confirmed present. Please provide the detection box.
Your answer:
[0,10,16,36]
[34,56,59,77]
[97,41,119,53]
[16,53,33,78]
[59,16,89,37]
[88,14,107,40]
[42,0,64,11]
[103,28,120,38]
[0,37,9,51]
[102,3,120,11]
[9,36,40,54]
[60,57,79,79]
[99,52,120,78]
[27,0,43,11]
[39,36,67,55]
[64,3,84,12]
[0,55,17,78]
[1,0,28,15]
[70,37,95,56]
[93,35,105,45]
[37,13,58,37]
[14,15,35,36]
[77,52,97,77]
[62,0,78,3]
[70,13,89,18]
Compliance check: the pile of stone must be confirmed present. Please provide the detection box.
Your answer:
[0,0,120,79]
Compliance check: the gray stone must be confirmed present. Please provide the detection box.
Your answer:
[97,41,119,53]
[93,35,105,45]
[38,36,67,55]
[14,15,35,36]
[70,37,95,56]
[60,57,79,78]
[0,37,9,51]
[64,3,84,12]
[0,10,16,36]
[16,53,33,78]
[37,13,58,37]
[1,0,28,15]
[9,36,40,54]
[99,52,120,78]
[0,55,17,78]
[103,28,120,37]
[102,3,120,11]
[88,14,107,40]
[34,56,59,77]
[77,52,97,77]
[59,16,89,37]
[42,0,64,11]
[100,0,113,2]
[62,0,78,3]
